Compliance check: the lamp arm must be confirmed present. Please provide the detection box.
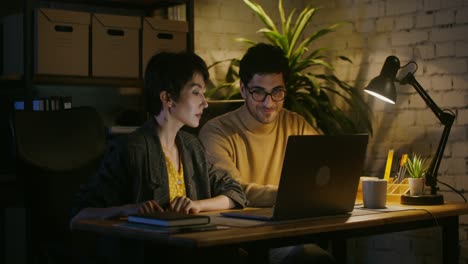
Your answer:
[401,73,444,120]
[401,73,456,195]
[426,123,454,194]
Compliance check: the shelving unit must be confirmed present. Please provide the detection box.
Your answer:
[1,2,195,263]
[1,0,194,171]
[0,0,195,187]
[1,0,194,110]
[1,0,194,147]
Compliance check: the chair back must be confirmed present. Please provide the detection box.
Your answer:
[12,106,107,262]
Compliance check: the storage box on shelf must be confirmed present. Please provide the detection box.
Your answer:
[3,1,191,81]
[36,8,90,76]
[2,8,90,77]
[1,0,192,118]
[92,13,140,78]
[142,16,188,73]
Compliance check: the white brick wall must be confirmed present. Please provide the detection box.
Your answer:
[195,0,468,262]
[435,9,456,25]
[456,41,468,56]
[395,15,414,30]
[431,26,468,42]
[391,31,429,46]
[416,13,434,28]
[347,228,443,264]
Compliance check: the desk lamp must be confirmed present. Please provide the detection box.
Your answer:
[364,55,455,205]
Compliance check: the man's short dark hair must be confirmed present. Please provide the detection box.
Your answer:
[144,51,209,116]
[239,43,290,86]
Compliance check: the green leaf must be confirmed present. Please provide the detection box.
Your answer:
[338,55,353,64]
[296,23,342,55]
[243,0,278,32]
[279,0,286,33]
[288,7,316,57]
[207,0,373,136]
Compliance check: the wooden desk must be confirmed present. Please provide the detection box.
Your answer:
[72,202,468,263]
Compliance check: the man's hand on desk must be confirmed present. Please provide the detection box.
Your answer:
[243,183,278,207]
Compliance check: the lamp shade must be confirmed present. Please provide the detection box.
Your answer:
[364,56,400,104]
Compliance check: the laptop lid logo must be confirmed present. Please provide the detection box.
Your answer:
[315,166,331,187]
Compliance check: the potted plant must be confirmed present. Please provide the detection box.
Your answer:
[206,0,373,135]
[405,154,428,196]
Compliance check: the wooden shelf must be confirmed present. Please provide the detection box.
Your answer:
[1,0,193,111]
[1,0,187,16]
[1,75,144,87]
[33,75,144,87]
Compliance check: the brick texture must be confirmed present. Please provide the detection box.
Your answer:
[195,0,468,262]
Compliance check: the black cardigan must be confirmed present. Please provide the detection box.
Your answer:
[72,120,247,217]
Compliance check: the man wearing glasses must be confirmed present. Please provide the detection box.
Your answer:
[199,43,318,207]
[199,43,334,264]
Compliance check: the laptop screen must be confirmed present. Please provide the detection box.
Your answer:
[221,134,369,221]
[273,134,369,220]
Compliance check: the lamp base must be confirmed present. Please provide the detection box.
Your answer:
[400,194,444,205]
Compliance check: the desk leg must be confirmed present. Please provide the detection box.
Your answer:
[1,208,4,264]
[442,216,459,264]
[330,238,347,263]
[245,246,269,264]
[145,245,251,264]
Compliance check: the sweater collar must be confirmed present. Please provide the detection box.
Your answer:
[238,104,278,134]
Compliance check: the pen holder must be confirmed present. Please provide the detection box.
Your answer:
[386,178,410,202]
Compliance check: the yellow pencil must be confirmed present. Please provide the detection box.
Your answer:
[397,153,408,183]
[383,149,394,180]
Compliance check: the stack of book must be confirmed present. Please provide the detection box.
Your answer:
[126,212,216,233]
[33,96,72,111]
[15,96,72,111]
[128,211,210,227]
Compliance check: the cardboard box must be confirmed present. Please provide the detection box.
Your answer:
[35,8,90,76]
[142,17,188,74]
[2,8,90,77]
[92,13,140,78]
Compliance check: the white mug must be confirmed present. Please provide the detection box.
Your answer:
[362,179,387,209]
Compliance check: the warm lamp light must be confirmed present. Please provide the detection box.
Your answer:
[364,55,456,205]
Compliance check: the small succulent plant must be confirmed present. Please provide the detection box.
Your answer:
[405,154,428,179]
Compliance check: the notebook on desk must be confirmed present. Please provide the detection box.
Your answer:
[221,134,369,221]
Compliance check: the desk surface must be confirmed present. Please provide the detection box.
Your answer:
[72,202,468,249]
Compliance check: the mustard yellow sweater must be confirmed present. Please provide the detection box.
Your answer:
[199,104,318,207]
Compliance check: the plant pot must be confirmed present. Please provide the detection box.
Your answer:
[408,178,425,196]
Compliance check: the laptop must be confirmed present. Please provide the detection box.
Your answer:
[221,134,369,221]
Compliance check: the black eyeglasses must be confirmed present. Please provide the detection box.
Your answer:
[247,87,287,102]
